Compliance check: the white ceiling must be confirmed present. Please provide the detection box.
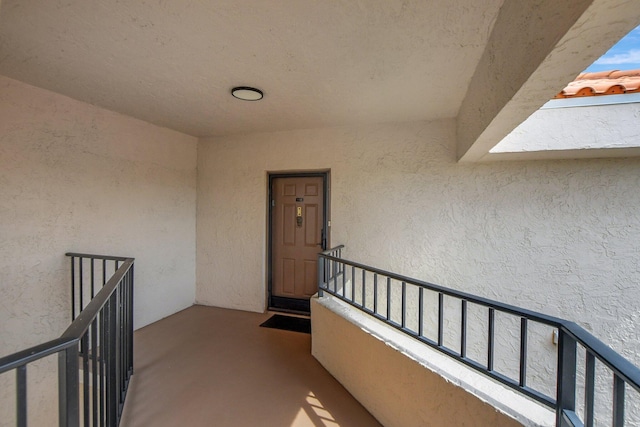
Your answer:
[0,0,504,137]
[2,0,639,159]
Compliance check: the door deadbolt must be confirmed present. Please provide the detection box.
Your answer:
[296,206,303,227]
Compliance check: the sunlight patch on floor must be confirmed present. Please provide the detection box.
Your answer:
[291,392,340,427]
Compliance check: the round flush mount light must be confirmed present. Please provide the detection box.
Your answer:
[231,86,264,101]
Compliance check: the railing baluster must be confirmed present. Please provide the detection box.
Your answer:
[59,344,80,427]
[351,266,355,302]
[438,293,444,347]
[333,258,338,293]
[121,275,126,405]
[317,257,324,297]
[119,282,123,411]
[461,300,467,358]
[16,365,26,427]
[123,273,129,397]
[401,281,406,328]
[104,299,111,425]
[325,256,330,290]
[342,260,346,298]
[386,277,391,321]
[520,318,528,387]
[418,287,424,337]
[92,318,98,427]
[119,285,125,411]
[79,257,84,315]
[71,256,76,321]
[100,308,106,427]
[585,351,595,427]
[488,308,495,371]
[82,333,90,427]
[126,271,131,383]
[362,270,366,308]
[373,274,378,315]
[91,258,95,299]
[117,286,122,413]
[325,258,329,291]
[107,294,118,426]
[556,329,577,427]
[613,374,625,427]
[128,266,135,378]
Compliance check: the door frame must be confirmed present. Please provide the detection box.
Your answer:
[267,170,330,314]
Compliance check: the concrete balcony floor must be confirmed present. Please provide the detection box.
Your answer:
[121,305,382,427]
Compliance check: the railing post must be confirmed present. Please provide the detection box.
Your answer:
[556,328,578,427]
[58,343,80,427]
[318,256,325,297]
[585,352,596,427]
[106,293,119,425]
[129,265,135,378]
[333,259,338,294]
[16,366,27,427]
[613,375,625,427]
[70,256,75,321]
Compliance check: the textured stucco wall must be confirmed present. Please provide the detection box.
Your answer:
[0,75,197,357]
[197,120,640,369]
[493,102,640,153]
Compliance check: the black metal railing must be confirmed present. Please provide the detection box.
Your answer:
[318,245,640,427]
[0,253,134,427]
[69,254,131,321]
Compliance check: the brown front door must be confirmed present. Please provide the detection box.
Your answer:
[271,175,325,312]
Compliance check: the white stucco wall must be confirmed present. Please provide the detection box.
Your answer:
[0,75,197,357]
[492,101,640,154]
[197,120,640,370]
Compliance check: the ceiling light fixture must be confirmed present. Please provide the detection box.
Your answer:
[231,86,264,101]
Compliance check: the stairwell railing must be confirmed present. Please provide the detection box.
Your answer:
[0,253,134,427]
[318,245,640,427]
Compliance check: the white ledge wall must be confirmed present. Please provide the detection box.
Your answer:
[489,102,640,160]
[197,121,640,373]
[311,296,546,427]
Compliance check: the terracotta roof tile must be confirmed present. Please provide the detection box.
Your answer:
[554,69,640,98]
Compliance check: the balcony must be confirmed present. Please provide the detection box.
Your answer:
[3,251,640,427]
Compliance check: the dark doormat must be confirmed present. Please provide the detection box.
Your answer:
[260,314,311,334]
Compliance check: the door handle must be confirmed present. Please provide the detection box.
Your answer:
[296,206,303,227]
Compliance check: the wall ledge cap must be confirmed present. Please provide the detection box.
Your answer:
[314,295,555,427]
